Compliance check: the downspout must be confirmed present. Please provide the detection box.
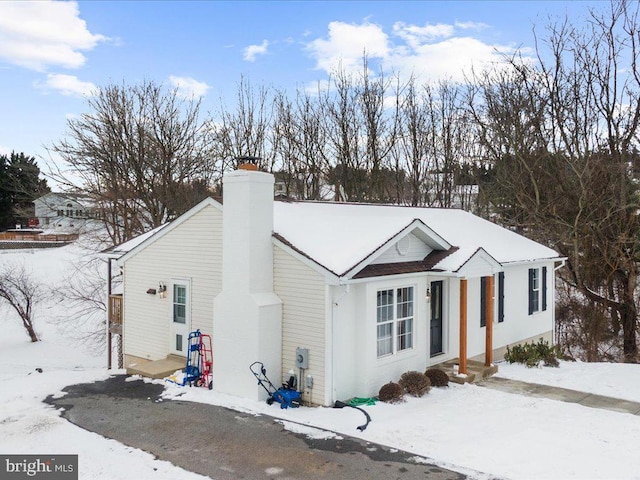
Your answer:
[552,258,566,346]
[330,283,350,403]
[107,257,112,369]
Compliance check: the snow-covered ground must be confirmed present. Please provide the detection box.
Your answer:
[0,245,209,480]
[2,243,640,479]
[497,360,640,403]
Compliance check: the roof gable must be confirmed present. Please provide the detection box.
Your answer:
[371,231,433,265]
[454,247,502,276]
[343,220,452,279]
[111,197,222,263]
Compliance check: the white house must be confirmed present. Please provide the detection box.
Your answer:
[108,165,562,406]
[33,192,94,230]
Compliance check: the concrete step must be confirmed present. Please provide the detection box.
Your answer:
[432,358,498,384]
[127,355,186,379]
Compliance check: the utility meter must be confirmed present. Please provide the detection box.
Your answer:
[295,347,309,369]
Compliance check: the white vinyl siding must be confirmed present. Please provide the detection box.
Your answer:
[274,246,326,406]
[122,204,222,361]
[371,233,432,264]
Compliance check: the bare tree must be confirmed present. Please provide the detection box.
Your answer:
[271,88,329,199]
[49,251,108,348]
[357,58,400,201]
[50,80,210,245]
[0,264,42,342]
[395,76,432,205]
[469,1,640,361]
[212,77,274,172]
[321,66,365,200]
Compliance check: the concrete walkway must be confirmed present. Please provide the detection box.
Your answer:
[478,376,640,415]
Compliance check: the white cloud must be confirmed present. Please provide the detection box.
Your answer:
[306,20,521,83]
[243,40,269,62]
[0,0,107,71]
[390,36,515,83]
[37,73,96,97]
[393,22,454,48]
[307,22,389,73]
[168,75,210,98]
[455,21,490,31]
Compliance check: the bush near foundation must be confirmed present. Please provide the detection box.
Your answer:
[378,381,404,403]
[424,368,449,387]
[399,371,431,397]
[504,338,561,368]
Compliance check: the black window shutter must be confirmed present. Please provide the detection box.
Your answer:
[542,266,548,311]
[498,271,505,323]
[528,268,534,315]
[480,277,487,327]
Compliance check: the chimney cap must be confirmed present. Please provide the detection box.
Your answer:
[238,163,259,171]
[236,156,260,171]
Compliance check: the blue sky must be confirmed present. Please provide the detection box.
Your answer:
[0,0,599,177]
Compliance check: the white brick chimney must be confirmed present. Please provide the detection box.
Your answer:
[212,165,282,400]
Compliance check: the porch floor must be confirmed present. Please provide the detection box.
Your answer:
[126,355,185,379]
[432,358,498,384]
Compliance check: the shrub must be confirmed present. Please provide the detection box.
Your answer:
[398,371,431,397]
[504,338,562,368]
[378,381,404,403]
[424,368,449,387]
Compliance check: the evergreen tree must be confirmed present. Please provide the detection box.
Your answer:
[0,152,50,230]
[0,155,12,230]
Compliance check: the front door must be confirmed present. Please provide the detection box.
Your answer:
[430,280,443,356]
[170,280,190,356]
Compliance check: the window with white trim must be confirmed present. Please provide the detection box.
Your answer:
[376,286,414,357]
[528,267,547,315]
[173,284,187,324]
[531,268,540,312]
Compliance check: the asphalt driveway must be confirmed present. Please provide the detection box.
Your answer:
[45,375,470,480]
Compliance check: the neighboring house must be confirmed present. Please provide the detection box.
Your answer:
[33,192,94,230]
[107,165,562,406]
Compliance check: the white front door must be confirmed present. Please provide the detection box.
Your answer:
[170,280,191,356]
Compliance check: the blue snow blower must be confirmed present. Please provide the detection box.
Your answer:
[250,361,301,409]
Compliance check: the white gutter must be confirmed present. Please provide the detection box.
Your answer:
[554,258,567,271]
[500,257,566,267]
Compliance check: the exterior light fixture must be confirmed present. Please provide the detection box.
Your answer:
[425,288,431,302]
[158,282,167,299]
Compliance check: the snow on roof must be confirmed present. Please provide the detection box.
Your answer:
[103,223,169,257]
[273,202,559,276]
